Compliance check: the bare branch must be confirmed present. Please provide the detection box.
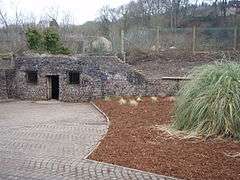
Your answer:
[0,10,8,28]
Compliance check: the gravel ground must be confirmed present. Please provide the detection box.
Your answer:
[90,97,240,180]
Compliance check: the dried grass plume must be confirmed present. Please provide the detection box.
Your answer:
[118,97,127,105]
[129,99,138,106]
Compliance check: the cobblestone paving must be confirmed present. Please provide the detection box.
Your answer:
[0,101,175,180]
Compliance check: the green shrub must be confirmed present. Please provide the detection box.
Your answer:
[57,46,71,55]
[172,62,240,140]
[25,28,71,55]
[26,28,43,51]
[43,28,71,55]
[43,28,61,54]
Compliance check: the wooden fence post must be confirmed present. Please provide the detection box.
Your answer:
[156,26,160,48]
[121,30,126,62]
[10,52,14,68]
[234,26,238,50]
[192,26,196,55]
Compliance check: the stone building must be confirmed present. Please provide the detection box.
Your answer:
[0,55,152,102]
[0,54,177,102]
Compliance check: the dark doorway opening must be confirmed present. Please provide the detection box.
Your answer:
[48,75,59,100]
[51,76,59,100]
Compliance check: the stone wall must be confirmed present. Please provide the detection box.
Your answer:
[2,55,182,102]
[5,70,16,99]
[145,79,180,96]
[13,55,149,102]
[0,56,16,100]
[0,58,13,69]
[0,70,7,99]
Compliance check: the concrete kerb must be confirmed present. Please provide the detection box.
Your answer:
[86,159,179,180]
[83,101,110,159]
[89,101,179,180]
[90,101,110,125]
[0,98,16,103]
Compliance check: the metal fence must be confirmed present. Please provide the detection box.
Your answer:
[195,27,237,51]
[121,26,239,55]
[0,26,239,55]
[0,28,26,54]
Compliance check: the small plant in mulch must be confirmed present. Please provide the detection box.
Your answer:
[103,96,111,101]
[150,96,158,102]
[172,62,240,140]
[128,99,138,106]
[136,96,143,102]
[118,97,127,105]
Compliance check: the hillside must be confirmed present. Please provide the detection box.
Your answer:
[129,50,240,79]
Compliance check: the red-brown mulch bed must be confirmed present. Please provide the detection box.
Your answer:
[89,97,240,180]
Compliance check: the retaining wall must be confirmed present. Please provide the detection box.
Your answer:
[13,55,149,102]
[2,55,180,102]
[0,70,7,99]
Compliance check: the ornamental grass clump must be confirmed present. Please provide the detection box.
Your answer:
[172,62,240,140]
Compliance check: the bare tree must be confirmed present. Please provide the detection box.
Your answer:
[0,0,9,28]
[61,11,74,27]
[117,5,130,32]
[97,6,115,37]
[221,0,228,17]
[46,6,60,22]
[0,10,8,28]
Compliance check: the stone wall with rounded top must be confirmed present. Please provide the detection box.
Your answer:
[2,54,179,102]
[0,70,7,99]
[13,55,149,102]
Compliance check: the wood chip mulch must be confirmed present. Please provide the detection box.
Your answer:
[89,97,240,180]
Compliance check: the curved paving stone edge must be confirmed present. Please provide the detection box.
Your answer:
[87,102,178,180]
[0,101,177,180]
[0,155,177,180]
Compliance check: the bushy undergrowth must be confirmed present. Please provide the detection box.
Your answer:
[26,28,71,55]
[43,28,61,54]
[172,62,240,140]
[26,28,43,51]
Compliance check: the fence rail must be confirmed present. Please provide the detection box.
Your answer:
[119,26,239,58]
[0,26,239,56]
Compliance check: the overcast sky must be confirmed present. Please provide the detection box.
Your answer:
[1,0,133,25]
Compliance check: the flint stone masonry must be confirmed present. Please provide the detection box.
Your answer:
[0,58,13,69]
[13,55,148,101]
[0,70,7,99]
[5,69,16,99]
[0,55,179,101]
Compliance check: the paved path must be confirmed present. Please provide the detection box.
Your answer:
[0,101,174,180]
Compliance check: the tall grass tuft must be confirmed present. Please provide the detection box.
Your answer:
[172,62,240,140]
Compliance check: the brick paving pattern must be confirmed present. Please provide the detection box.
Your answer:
[0,101,175,180]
